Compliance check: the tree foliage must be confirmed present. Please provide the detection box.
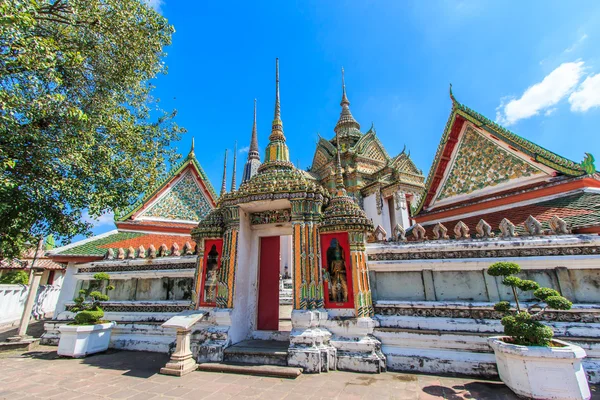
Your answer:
[0,0,184,258]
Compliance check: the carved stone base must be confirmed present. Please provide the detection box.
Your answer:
[160,356,198,376]
[288,310,336,373]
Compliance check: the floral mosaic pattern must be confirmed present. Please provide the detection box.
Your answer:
[438,128,542,200]
[142,170,212,221]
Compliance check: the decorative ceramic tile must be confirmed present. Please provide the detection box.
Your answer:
[438,127,542,200]
[142,170,212,221]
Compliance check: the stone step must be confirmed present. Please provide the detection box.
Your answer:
[197,362,301,379]
[0,338,40,352]
[223,339,289,367]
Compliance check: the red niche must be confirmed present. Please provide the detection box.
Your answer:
[320,232,354,309]
[199,239,223,306]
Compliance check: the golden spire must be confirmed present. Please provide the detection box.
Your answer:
[220,149,227,196]
[259,58,293,172]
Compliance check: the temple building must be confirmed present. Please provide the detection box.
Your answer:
[44,60,600,382]
[309,69,425,237]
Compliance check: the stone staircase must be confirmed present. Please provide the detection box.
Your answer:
[197,339,302,378]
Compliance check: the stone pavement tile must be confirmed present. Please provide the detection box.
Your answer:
[249,377,280,389]
[203,392,232,400]
[106,389,143,399]
[178,389,214,400]
[19,383,50,395]
[163,386,193,397]
[143,383,174,395]
[47,389,83,400]
[234,387,267,398]
[218,383,248,395]
[36,387,68,398]
[262,389,290,400]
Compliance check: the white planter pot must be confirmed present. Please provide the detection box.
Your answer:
[488,336,591,400]
[58,322,115,358]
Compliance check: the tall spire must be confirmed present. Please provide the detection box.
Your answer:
[248,99,259,160]
[220,149,228,196]
[242,100,262,183]
[258,58,293,172]
[231,141,237,191]
[334,67,361,140]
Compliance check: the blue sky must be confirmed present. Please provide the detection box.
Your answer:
[83,0,600,237]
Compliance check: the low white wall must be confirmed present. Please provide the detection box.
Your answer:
[0,284,28,327]
[33,285,61,319]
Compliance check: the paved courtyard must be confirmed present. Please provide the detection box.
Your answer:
[0,346,597,400]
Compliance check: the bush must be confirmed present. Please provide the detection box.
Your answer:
[0,270,29,284]
[72,273,113,325]
[488,261,573,347]
[487,261,521,277]
[74,308,105,325]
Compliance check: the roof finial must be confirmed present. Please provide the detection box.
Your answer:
[341,67,349,106]
[187,137,195,159]
[248,99,259,159]
[220,149,228,196]
[274,58,281,121]
[259,58,293,172]
[231,141,237,191]
[449,83,457,106]
[334,67,360,137]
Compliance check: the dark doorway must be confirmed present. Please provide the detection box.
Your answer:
[257,236,280,330]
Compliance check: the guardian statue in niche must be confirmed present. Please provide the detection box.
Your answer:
[203,245,219,304]
[325,238,348,303]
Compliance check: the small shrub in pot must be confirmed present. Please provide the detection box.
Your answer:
[70,272,114,325]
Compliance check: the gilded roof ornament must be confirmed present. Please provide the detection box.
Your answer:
[231,141,237,191]
[334,67,361,140]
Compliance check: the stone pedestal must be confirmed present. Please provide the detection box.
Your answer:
[159,310,206,376]
[287,310,336,373]
[160,328,198,376]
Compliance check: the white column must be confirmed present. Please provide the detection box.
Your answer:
[54,262,78,317]
[13,269,43,338]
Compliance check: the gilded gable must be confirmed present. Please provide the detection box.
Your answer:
[437,127,544,200]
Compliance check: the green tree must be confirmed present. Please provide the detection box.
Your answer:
[0,0,184,258]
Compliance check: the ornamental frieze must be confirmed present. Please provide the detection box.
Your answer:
[374,305,600,323]
[65,303,192,313]
[78,262,197,273]
[250,209,292,225]
[368,245,600,261]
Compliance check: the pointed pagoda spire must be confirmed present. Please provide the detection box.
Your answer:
[334,67,361,139]
[231,141,237,191]
[248,99,259,161]
[220,149,228,196]
[242,100,262,183]
[258,58,293,173]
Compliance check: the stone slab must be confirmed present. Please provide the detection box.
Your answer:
[161,310,207,330]
[197,362,302,378]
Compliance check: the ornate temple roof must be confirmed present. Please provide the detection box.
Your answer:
[334,68,362,145]
[415,86,589,216]
[116,141,218,223]
[50,229,195,260]
[413,191,600,238]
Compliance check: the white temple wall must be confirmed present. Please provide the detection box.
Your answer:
[381,197,393,239]
[54,262,77,316]
[364,193,386,236]
[395,192,412,229]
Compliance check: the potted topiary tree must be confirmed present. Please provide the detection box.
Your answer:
[58,272,115,358]
[487,261,591,400]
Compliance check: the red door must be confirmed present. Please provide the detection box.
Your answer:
[257,236,280,330]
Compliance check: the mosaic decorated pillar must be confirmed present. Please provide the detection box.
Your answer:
[348,231,373,317]
[290,199,324,310]
[216,206,239,308]
[191,209,224,308]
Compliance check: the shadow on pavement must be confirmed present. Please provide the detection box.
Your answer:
[422,381,519,399]
[21,348,169,378]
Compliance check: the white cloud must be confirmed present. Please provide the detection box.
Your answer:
[144,0,164,13]
[544,108,557,116]
[239,146,249,154]
[564,34,588,53]
[496,61,585,126]
[569,73,600,112]
[82,210,115,228]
